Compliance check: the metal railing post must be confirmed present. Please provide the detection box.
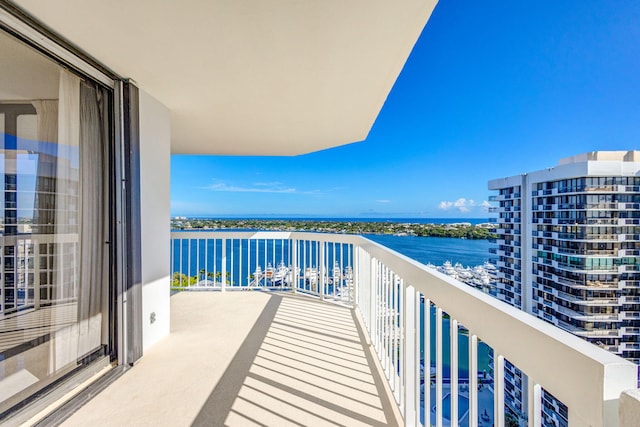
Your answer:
[221,238,226,292]
[291,239,297,293]
[404,284,417,426]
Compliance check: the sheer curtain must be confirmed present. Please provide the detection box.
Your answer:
[77,80,107,357]
[31,100,58,144]
[31,100,58,235]
[51,69,107,369]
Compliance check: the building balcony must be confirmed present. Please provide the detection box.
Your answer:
[554,290,620,306]
[619,234,640,242]
[554,305,620,322]
[619,264,640,273]
[113,231,635,427]
[619,249,640,257]
[17,230,635,426]
[619,280,640,289]
[557,321,622,339]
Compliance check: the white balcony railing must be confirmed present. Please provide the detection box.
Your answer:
[171,231,637,427]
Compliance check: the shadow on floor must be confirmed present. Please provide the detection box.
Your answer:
[192,293,397,427]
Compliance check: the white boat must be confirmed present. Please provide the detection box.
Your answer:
[271,261,289,285]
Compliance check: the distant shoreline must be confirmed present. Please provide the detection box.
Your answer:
[171,218,496,240]
[173,216,489,223]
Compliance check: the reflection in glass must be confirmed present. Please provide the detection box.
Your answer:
[0,29,110,415]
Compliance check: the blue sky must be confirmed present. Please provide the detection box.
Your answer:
[171,1,640,218]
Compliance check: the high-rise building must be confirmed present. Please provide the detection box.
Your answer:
[489,150,640,426]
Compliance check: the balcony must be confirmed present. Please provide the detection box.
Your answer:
[555,305,620,322]
[52,231,638,426]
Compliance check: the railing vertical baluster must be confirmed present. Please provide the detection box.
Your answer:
[301,240,305,291]
[377,260,382,358]
[451,318,458,427]
[291,239,297,293]
[187,238,191,286]
[239,239,243,287]
[196,238,200,287]
[470,334,478,427]
[332,241,336,299]
[353,245,358,307]
[230,239,235,287]
[178,238,182,287]
[221,238,226,292]
[248,239,252,287]
[529,381,542,427]
[380,261,384,362]
[391,269,396,392]
[398,277,404,409]
[169,237,174,288]
[370,256,377,349]
[495,354,505,427]
[381,264,386,373]
[320,241,325,300]
[204,236,208,285]
[424,297,431,427]
[385,266,391,379]
[214,237,218,285]
[404,284,416,425]
[436,307,443,427]
[394,274,400,401]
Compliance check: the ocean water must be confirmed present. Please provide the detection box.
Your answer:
[364,234,491,267]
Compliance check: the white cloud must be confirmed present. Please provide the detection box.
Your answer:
[376,199,392,204]
[202,181,296,194]
[438,198,491,212]
[201,180,321,195]
[438,201,453,210]
[254,181,283,187]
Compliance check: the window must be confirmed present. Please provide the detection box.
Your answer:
[0,29,112,414]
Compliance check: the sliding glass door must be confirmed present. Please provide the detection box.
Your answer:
[0,28,113,414]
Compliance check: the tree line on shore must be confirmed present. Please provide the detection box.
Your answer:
[171,218,496,240]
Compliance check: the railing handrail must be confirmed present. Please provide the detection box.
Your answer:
[356,234,636,426]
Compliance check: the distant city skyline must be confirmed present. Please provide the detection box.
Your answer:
[171,0,640,218]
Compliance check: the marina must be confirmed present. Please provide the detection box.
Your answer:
[430,261,498,295]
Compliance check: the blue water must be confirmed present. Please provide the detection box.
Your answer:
[423,304,492,379]
[437,393,470,421]
[365,234,491,267]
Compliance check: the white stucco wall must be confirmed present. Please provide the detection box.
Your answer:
[139,89,171,351]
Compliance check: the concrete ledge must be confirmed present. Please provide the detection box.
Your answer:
[620,389,640,427]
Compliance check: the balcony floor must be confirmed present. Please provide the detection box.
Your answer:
[61,292,398,426]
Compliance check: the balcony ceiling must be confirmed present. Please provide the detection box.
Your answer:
[13,0,438,155]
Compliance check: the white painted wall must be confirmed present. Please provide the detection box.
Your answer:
[139,89,171,351]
